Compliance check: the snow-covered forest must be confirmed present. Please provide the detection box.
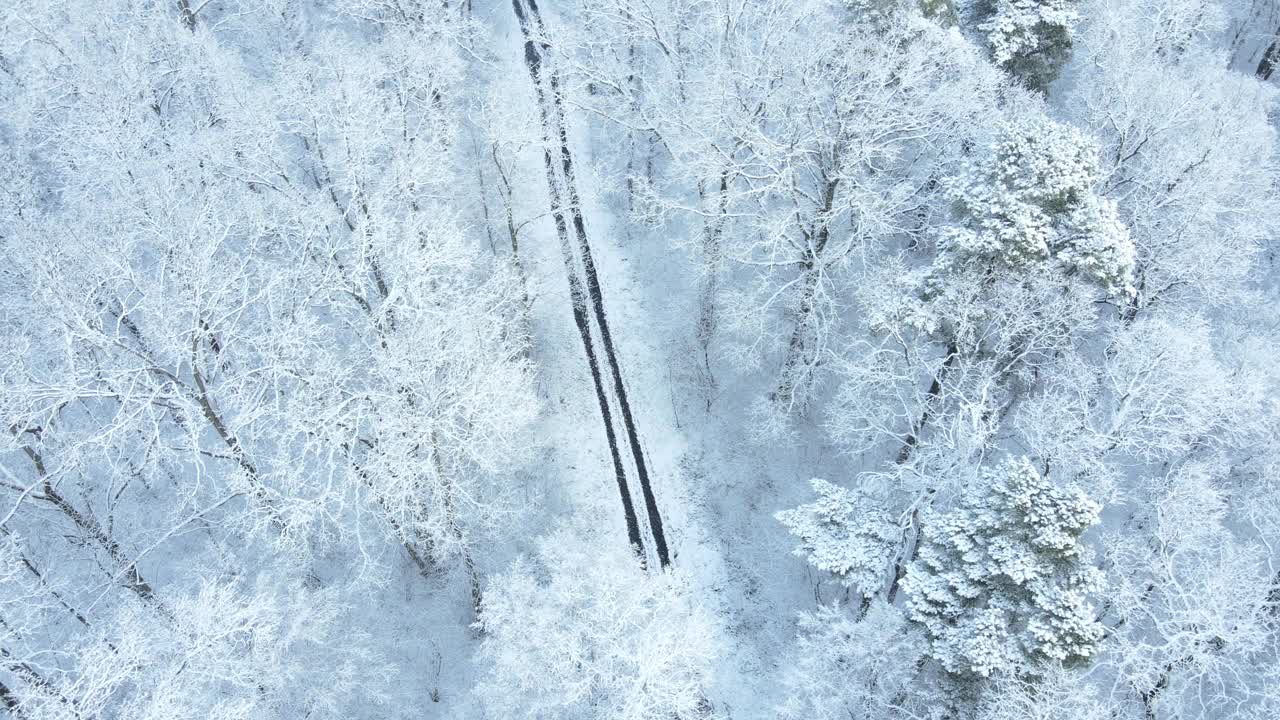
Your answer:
[1,0,1278,717]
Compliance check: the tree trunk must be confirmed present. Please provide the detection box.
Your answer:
[3,529,96,632]
[896,340,959,465]
[1257,27,1280,79]
[697,170,730,405]
[18,443,159,607]
[489,143,536,349]
[772,177,840,411]
[431,431,483,618]
[177,0,197,31]
[0,680,24,718]
[0,646,82,719]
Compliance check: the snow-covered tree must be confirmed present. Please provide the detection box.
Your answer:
[1062,0,1277,314]
[975,663,1113,720]
[1101,464,1277,719]
[474,527,719,720]
[2,576,389,720]
[776,479,900,599]
[778,601,933,720]
[902,456,1105,677]
[569,0,1005,419]
[936,111,1134,295]
[977,0,1080,91]
[1015,313,1269,499]
[0,1,537,714]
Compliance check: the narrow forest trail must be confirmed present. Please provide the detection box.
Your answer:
[493,3,772,714]
[509,0,672,569]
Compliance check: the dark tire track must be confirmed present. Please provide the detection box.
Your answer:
[512,0,646,561]
[514,0,672,568]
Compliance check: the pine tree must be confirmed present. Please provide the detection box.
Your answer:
[902,456,1104,677]
[936,112,1134,295]
[777,479,901,598]
[978,0,1079,91]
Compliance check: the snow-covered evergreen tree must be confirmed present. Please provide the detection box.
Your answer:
[978,0,1080,90]
[937,112,1135,295]
[776,479,900,598]
[902,456,1105,677]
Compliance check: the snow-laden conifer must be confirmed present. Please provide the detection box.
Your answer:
[777,479,900,598]
[980,0,1080,90]
[902,456,1104,677]
[938,113,1135,294]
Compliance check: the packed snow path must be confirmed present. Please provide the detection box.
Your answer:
[511,0,671,569]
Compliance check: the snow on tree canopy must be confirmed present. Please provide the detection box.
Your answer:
[937,113,1135,295]
[776,479,900,598]
[902,456,1105,677]
[0,0,1276,716]
[981,0,1080,91]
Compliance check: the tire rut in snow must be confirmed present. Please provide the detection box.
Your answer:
[514,0,672,568]
[512,0,646,561]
